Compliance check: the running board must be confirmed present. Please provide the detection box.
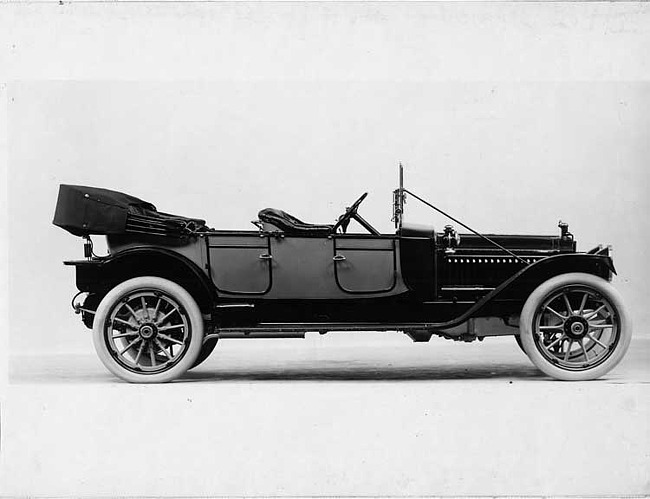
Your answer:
[207,322,454,340]
[204,318,517,343]
[210,331,306,340]
[216,322,449,334]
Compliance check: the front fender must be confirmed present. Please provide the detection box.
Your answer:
[431,252,616,329]
[496,253,614,301]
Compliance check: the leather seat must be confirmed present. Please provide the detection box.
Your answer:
[258,208,333,236]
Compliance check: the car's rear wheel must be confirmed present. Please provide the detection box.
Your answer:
[519,273,631,381]
[92,276,204,383]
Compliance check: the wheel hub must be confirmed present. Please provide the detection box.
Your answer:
[139,324,157,340]
[564,316,589,340]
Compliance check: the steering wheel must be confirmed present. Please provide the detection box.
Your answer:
[332,192,368,233]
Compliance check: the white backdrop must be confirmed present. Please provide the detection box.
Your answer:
[2,3,650,497]
[6,80,650,353]
[3,2,649,356]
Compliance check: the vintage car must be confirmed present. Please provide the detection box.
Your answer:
[53,166,631,383]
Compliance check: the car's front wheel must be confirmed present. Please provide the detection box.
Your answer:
[519,272,631,381]
[92,276,204,383]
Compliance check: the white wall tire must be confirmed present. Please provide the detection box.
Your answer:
[519,272,632,381]
[92,276,204,383]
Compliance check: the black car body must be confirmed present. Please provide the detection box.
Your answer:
[54,166,631,382]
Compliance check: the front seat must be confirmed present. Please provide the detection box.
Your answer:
[258,208,333,236]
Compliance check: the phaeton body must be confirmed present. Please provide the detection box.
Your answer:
[54,166,631,383]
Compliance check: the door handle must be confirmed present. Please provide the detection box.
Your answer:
[259,254,273,260]
[333,254,346,262]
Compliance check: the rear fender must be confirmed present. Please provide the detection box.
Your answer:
[67,247,216,311]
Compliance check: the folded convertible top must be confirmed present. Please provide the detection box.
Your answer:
[53,184,209,238]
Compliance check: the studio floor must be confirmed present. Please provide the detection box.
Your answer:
[3,334,649,496]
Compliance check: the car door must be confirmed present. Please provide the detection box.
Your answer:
[266,234,340,298]
[332,235,397,293]
[208,233,272,295]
